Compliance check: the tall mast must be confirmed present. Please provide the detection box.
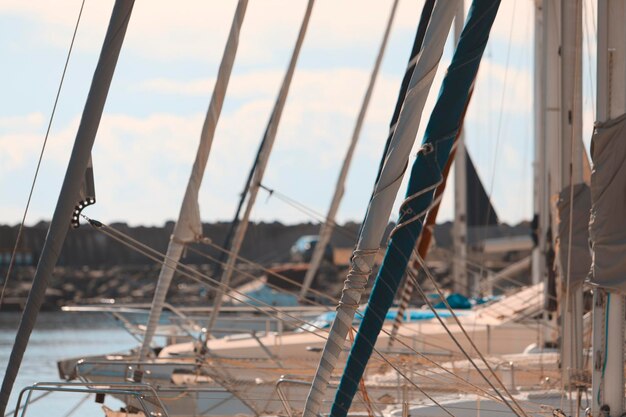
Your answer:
[543,1,561,205]
[299,0,399,301]
[541,0,562,350]
[205,0,314,334]
[532,0,547,289]
[329,2,500,415]
[138,0,248,361]
[302,2,455,416]
[0,1,134,413]
[452,0,469,296]
[591,1,626,415]
[559,0,584,391]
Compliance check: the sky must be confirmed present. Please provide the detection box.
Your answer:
[0,0,599,228]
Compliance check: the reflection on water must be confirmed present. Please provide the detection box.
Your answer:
[0,312,137,416]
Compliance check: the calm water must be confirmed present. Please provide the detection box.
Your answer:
[0,312,138,416]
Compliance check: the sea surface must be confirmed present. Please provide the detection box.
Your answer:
[0,312,138,416]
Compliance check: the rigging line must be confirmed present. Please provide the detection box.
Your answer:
[0,0,86,310]
[377,334,508,404]
[86,224,528,404]
[198,222,553,357]
[101,243,328,342]
[259,183,359,241]
[185,246,332,310]
[446,257,558,320]
[83,219,333,341]
[437,244,559,306]
[192,239,476,359]
[161,264,460,416]
[390,224,538,415]
[372,235,528,414]
[412,252,532,417]
[367,350,456,417]
[216,347,483,402]
[482,0,517,236]
[91,223,460,394]
[561,0,583,406]
[405,270,528,417]
[185,233,467,358]
[184,242,339,306]
[256,203,544,410]
[192,222,510,361]
[86,220,504,401]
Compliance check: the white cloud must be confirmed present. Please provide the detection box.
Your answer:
[0,113,44,131]
[1,0,584,229]
[0,1,426,65]
[0,65,404,225]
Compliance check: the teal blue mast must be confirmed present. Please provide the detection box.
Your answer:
[329,1,500,416]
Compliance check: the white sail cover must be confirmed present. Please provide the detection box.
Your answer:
[589,113,626,291]
[302,2,458,416]
[555,183,591,289]
[138,0,248,360]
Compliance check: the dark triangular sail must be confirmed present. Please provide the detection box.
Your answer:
[465,148,498,226]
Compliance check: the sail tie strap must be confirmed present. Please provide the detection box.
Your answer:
[336,249,379,311]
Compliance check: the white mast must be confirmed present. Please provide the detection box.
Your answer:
[206,0,314,334]
[138,0,248,361]
[452,0,469,296]
[540,0,563,353]
[591,1,626,415]
[299,0,399,301]
[559,0,583,391]
[532,0,547,288]
[543,0,561,207]
[302,3,459,416]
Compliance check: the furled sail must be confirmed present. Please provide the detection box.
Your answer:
[299,0,400,300]
[205,0,315,334]
[138,0,248,361]
[302,1,454,416]
[554,183,591,289]
[588,113,626,291]
[329,2,500,416]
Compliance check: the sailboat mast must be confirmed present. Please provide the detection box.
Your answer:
[299,0,399,301]
[452,0,469,296]
[559,0,584,391]
[137,0,248,361]
[329,2,499,414]
[0,1,134,413]
[302,2,457,416]
[205,0,314,334]
[540,0,562,349]
[591,1,626,415]
[532,0,548,289]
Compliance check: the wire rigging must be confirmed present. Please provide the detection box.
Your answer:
[82,217,551,414]
[0,0,86,310]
